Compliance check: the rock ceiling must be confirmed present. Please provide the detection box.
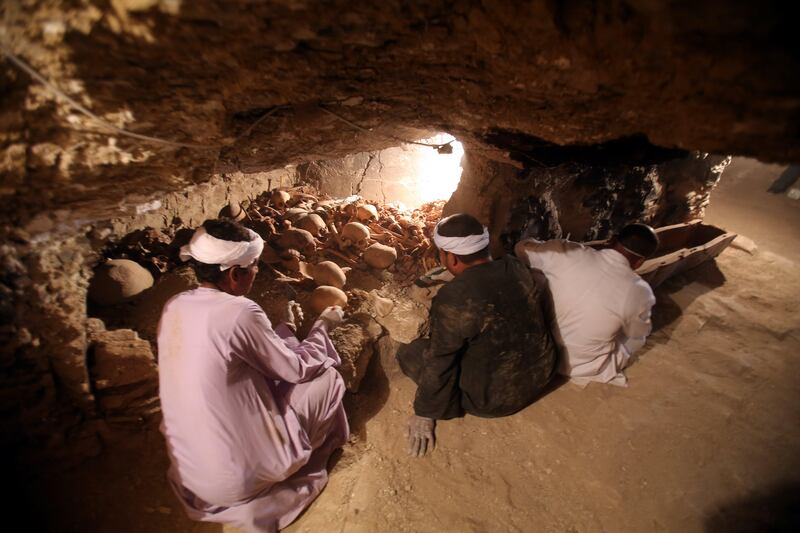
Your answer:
[1,0,797,228]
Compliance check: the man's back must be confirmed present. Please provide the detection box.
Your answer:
[158,288,315,506]
[515,239,655,386]
[416,255,557,418]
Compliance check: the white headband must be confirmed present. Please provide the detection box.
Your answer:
[179,226,264,270]
[433,215,490,255]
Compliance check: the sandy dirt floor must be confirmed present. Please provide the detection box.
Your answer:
[18,158,800,532]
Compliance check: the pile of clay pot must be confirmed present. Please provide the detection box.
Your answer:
[225,187,441,316]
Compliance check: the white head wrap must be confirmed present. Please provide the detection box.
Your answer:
[433,215,490,255]
[179,226,264,270]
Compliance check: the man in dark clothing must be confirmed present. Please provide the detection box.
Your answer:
[397,213,558,457]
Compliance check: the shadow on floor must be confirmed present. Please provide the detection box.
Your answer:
[705,481,800,533]
[342,337,393,443]
[15,422,221,533]
[650,259,727,337]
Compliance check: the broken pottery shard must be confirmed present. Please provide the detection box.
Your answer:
[329,314,382,392]
[88,259,154,306]
[375,296,428,344]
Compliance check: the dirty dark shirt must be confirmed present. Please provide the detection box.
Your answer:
[414,255,558,420]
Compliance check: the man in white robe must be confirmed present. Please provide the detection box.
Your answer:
[515,223,659,386]
[157,219,348,532]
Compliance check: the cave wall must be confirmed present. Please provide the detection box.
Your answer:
[446,140,730,256]
[1,0,798,233]
[1,167,295,457]
[297,132,461,209]
[299,148,420,207]
[0,0,796,458]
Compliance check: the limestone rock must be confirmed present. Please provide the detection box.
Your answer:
[89,259,154,306]
[369,291,394,317]
[89,327,159,417]
[90,328,157,390]
[408,284,444,310]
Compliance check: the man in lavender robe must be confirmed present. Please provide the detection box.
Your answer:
[157,219,348,532]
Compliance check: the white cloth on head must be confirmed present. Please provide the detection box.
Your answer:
[515,238,655,387]
[179,226,264,270]
[433,215,490,255]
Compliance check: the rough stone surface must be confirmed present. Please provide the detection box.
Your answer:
[1,166,291,454]
[1,1,798,230]
[90,328,157,390]
[446,146,732,255]
[88,322,159,418]
[299,133,461,209]
[2,0,798,459]
[329,313,383,393]
[375,293,429,345]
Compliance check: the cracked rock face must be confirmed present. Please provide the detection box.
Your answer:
[1,0,798,230]
[0,0,797,456]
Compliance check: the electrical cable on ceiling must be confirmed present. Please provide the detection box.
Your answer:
[1,46,224,150]
[2,45,456,157]
[317,105,455,153]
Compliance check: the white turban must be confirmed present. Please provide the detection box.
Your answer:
[433,215,490,255]
[179,226,264,270]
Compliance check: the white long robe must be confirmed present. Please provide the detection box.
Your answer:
[157,287,348,532]
[515,239,656,386]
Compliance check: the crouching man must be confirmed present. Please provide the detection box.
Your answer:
[157,219,348,533]
[515,223,659,387]
[398,214,558,457]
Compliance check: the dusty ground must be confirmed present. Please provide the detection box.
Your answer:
[19,160,800,532]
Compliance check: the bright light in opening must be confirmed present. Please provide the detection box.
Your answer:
[412,133,464,206]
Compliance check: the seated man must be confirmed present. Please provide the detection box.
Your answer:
[515,223,659,387]
[157,219,348,533]
[398,213,558,457]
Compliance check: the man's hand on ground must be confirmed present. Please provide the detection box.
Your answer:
[407,415,436,457]
[318,306,345,331]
